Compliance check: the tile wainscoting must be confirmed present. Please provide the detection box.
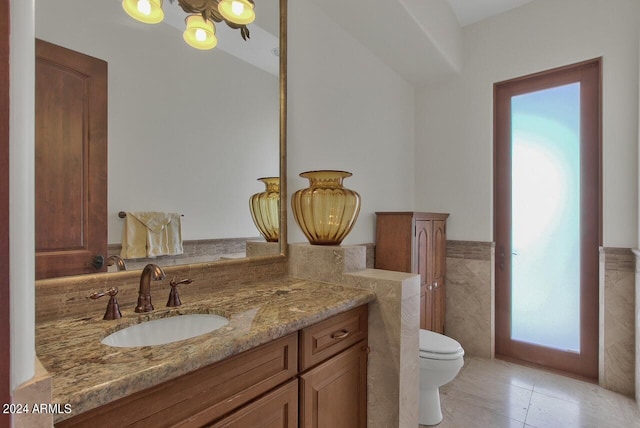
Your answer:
[599,247,636,397]
[106,237,278,271]
[445,241,495,359]
[442,241,636,397]
[635,249,640,409]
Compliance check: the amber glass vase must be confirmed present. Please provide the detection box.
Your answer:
[249,177,279,242]
[291,170,361,245]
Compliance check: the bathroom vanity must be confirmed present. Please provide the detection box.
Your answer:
[36,278,374,427]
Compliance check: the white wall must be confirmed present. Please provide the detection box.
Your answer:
[36,0,279,244]
[416,0,640,245]
[287,0,416,245]
[9,0,35,392]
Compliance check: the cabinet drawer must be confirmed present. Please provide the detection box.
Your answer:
[299,305,368,371]
[208,379,298,428]
[56,333,298,428]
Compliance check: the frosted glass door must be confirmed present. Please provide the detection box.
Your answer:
[495,59,600,378]
[510,83,581,352]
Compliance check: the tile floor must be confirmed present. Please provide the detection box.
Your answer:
[424,356,640,428]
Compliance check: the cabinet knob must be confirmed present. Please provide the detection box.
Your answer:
[428,285,433,291]
[433,282,438,288]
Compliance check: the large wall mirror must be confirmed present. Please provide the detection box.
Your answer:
[34,0,287,278]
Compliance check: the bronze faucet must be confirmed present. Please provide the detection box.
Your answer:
[135,264,166,313]
[107,255,127,271]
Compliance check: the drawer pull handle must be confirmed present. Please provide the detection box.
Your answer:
[331,329,350,340]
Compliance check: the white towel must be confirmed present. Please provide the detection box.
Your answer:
[120,212,183,258]
[165,213,183,256]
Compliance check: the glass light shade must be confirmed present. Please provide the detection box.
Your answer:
[218,0,256,25]
[249,177,280,242]
[183,15,218,50]
[122,0,164,24]
[291,170,361,246]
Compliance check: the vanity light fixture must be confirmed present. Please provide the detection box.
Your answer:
[122,0,255,50]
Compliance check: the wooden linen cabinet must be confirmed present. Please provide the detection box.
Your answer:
[375,212,449,333]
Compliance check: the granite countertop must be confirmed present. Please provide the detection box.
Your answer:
[36,277,376,422]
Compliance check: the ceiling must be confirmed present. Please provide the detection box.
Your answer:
[446,0,536,26]
[312,0,539,86]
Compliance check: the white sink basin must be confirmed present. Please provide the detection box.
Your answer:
[101,314,229,347]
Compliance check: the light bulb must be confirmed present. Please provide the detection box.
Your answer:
[122,0,164,23]
[231,1,244,16]
[195,28,207,42]
[218,0,255,25]
[137,0,151,16]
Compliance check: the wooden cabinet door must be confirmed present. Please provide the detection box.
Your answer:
[415,220,432,330]
[432,220,447,333]
[432,284,445,334]
[299,342,367,428]
[420,292,427,330]
[35,39,108,279]
[374,213,413,272]
[209,379,298,428]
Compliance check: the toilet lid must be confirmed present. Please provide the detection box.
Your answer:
[419,329,464,359]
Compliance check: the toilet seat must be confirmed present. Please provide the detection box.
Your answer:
[419,329,464,360]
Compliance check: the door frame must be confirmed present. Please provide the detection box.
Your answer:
[493,58,602,379]
[1,0,10,420]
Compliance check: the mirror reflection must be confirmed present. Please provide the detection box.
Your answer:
[34,0,283,276]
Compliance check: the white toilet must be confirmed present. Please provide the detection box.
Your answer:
[418,329,465,426]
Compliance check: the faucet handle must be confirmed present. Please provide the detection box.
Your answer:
[166,277,193,307]
[88,287,118,300]
[87,287,122,320]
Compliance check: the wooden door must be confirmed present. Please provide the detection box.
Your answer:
[494,59,601,378]
[299,342,367,428]
[416,220,432,330]
[432,220,447,334]
[35,39,107,279]
[209,379,298,428]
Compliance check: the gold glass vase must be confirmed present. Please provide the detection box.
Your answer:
[249,177,279,242]
[291,170,361,245]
